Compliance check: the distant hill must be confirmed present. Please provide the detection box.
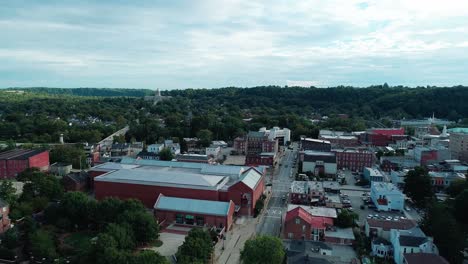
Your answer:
[3,87,154,97]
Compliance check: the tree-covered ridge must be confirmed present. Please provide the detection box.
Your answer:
[2,87,153,97]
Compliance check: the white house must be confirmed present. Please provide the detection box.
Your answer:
[390,227,438,264]
[206,146,221,158]
[259,126,291,146]
[147,144,164,154]
[370,182,405,212]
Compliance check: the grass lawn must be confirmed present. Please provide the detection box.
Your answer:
[63,231,96,253]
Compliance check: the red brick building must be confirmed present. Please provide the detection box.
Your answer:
[360,128,405,147]
[283,206,334,240]
[300,138,332,152]
[245,131,278,166]
[333,148,375,172]
[92,159,265,217]
[233,137,247,155]
[154,194,235,231]
[0,149,49,179]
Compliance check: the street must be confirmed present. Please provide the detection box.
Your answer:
[256,143,298,236]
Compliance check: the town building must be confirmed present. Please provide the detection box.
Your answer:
[323,227,355,245]
[147,143,164,154]
[325,194,342,208]
[0,200,11,234]
[259,127,291,146]
[449,127,468,162]
[363,167,386,182]
[397,115,453,127]
[63,172,88,192]
[412,146,450,166]
[380,156,419,172]
[49,162,72,176]
[206,146,221,159]
[233,137,247,155]
[370,182,405,212]
[319,134,359,148]
[333,148,375,172]
[365,217,416,241]
[360,128,406,147]
[371,237,393,258]
[283,205,335,241]
[289,181,325,205]
[390,227,439,264]
[403,253,449,264]
[211,140,228,148]
[245,131,278,166]
[144,88,171,105]
[154,194,235,231]
[183,138,203,154]
[390,170,408,187]
[92,158,265,216]
[301,138,331,152]
[0,149,49,179]
[110,142,143,158]
[302,151,337,176]
[175,153,215,164]
[83,143,100,166]
[428,171,466,191]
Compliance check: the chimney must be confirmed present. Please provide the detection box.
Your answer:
[59,134,64,144]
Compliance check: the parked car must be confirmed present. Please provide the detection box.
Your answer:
[405,206,411,211]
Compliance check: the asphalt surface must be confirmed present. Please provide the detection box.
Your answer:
[256,144,298,236]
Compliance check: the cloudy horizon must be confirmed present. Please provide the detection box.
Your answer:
[2,0,468,89]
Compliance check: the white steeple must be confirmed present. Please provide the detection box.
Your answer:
[441,125,448,137]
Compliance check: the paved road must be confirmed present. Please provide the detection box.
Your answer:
[256,143,298,236]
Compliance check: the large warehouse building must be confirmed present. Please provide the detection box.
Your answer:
[92,158,265,217]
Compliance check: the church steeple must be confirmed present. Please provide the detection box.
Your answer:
[156,88,161,97]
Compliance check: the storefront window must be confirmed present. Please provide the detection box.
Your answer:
[185,215,194,225]
[176,214,183,224]
[196,216,204,226]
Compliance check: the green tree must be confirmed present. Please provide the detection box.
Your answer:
[0,180,17,205]
[241,236,285,264]
[3,227,19,249]
[59,191,93,229]
[105,223,136,250]
[119,210,159,244]
[196,129,213,147]
[50,145,87,169]
[335,209,358,228]
[446,178,468,197]
[29,230,57,260]
[420,202,464,264]
[454,189,468,225]
[131,250,168,264]
[403,167,433,208]
[158,147,174,161]
[176,228,213,264]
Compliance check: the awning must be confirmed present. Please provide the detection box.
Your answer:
[185,215,194,219]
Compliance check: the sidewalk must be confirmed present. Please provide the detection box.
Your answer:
[214,217,257,264]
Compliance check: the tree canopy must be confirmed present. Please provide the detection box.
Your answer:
[403,167,433,208]
[241,235,285,264]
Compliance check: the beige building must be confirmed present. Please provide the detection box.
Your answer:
[449,128,468,162]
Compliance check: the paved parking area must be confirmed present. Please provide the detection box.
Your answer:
[153,232,186,257]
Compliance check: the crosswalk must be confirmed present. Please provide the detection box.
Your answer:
[265,207,284,218]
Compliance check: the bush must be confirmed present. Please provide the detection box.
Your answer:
[254,199,264,217]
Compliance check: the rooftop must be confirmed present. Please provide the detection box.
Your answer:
[303,150,335,156]
[285,207,334,228]
[287,204,337,218]
[364,167,384,177]
[404,253,449,264]
[0,149,47,160]
[366,218,416,231]
[448,127,468,134]
[428,171,466,180]
[301,138,331,144]
[154,194,232,216]
[290,181,324,194]
[371,182,403,194]
[320,135,357,140]
[324,227,355,240]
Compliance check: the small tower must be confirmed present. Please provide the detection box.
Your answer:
[156,88,161,97]
[441,125,448,137]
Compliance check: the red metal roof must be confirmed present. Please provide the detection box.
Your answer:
[285,207,333,229]
[367,218,416,231]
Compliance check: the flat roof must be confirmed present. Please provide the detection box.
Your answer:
[371,182,402,194]
[94,167,228,190]
[154,195,231,216]
[287,204,337,218]
[301,138,331,144]
[325,227,355,240]
[303,150,335,156]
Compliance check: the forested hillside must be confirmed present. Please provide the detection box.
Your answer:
[1,86,468,144]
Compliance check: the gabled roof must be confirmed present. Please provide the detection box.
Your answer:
[404,253,449,264]
[285,207,333,229]
[399,235,427,247]
[154,194,232,216]
[238,168,262,190]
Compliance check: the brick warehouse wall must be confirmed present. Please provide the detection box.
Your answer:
[28,150,50,170]
[94,181,220,208]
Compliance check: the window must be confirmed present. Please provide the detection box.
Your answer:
[404,248,406,253]
[295,218,300,224]
[302,225,306,232]
[288,233,293,239]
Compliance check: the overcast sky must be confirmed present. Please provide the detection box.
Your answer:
[2,0,468,89]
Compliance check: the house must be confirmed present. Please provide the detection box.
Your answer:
[428,171,466,191]
[206,146,221,159]
[0,149,50,179]
[302,151,337,177]
[49,162,73,176]
[164,140,180,155]
[147,143,164,154]
[0,200,11,234]
[371,237,392,258]
[363,167,386,182]
[154,194,235,231]
[211,140,228,148]
[448,127,468,162]
[289,181,325,205]
[63,172,88,192]
[183,138,202,153]
[365,217,417,241]
[403,253,449,264]
[390,227,438,264]
[370,182,404,212]
[283,206,334,241]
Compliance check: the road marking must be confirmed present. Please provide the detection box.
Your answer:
[264,215,281,219]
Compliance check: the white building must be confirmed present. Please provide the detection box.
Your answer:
[390,169,408,187]
[206,146,221,158]
[390,227,438,264]
[259,126,291,146]
[370,182,404,212]
[302,151,337,176]
[147,144,164,154]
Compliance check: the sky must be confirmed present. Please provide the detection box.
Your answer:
[1,0,468,89]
